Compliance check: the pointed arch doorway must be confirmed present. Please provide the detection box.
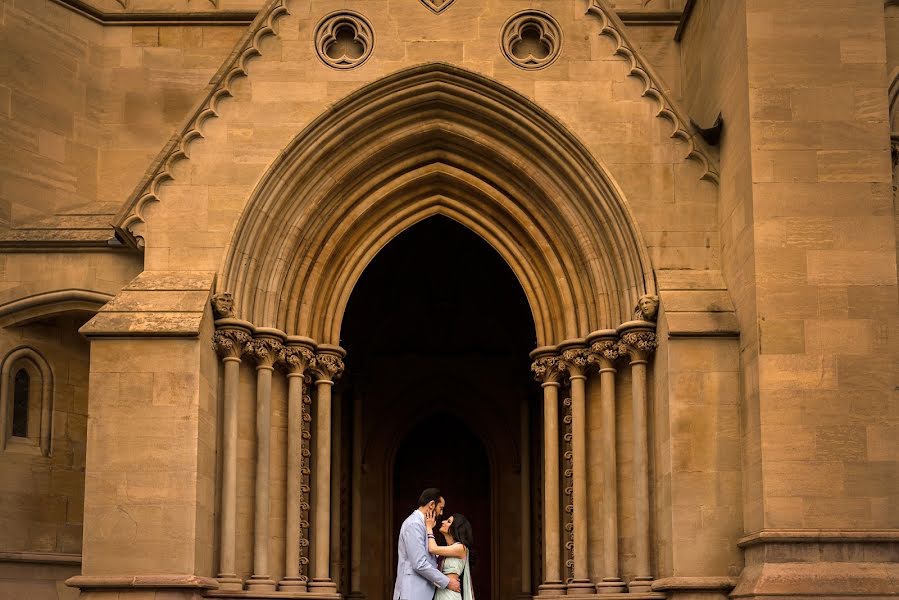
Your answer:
[339,216,538,600]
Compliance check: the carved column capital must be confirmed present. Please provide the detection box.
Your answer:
[281,343,316,376]
[558,341,589,379]
[247,336,286,370]
[531,353,562,385]
[313,345,346,382]
[213,328,252,361]
[619,330,658,361]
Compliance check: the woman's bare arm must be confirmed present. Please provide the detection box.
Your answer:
[427,539,467,558]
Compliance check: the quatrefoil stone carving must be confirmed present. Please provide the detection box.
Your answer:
[501,10,562,70]
[314,11,374,70]
[420,0,455,13]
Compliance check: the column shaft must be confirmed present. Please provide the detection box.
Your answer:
[218,356,241,589]
[539,381,563,594]
[350,389,364,595]
[310,379,337,591]
[597,363,625,593]
[569,374,593,591]
[280,372,306,591]
[630,358,653,591]
[248,364,276,591]
[330,387,342,592]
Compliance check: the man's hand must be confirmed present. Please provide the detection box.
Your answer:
[447,579,461,593]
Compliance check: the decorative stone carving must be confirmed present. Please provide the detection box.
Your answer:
[419,0,455,14]
[314,11,374,70]
[632,294,659,322]
[561,396,575,582]
[211,293,235,319]
[246,337,285,368]
[621,331,658,355]
[531,354,562,383]
[213,328,250,359]
[299,389,314,581]
[501,10,562,70]
[313,352,345,381]
[891,136,899,168]
[280,345,315,374]
[113,0,289,247]
[559,347,589,375]
[589,338,623,362]
[587,1,720,184]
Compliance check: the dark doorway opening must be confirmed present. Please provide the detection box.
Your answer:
[393,414,491,599]
[341,215,537,600]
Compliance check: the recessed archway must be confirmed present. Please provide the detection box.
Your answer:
[339,216,537,600]
[221,63,655,347]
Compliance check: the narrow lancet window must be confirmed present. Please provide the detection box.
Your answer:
[12,369,29,438]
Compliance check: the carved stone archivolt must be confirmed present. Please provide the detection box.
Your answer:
[314,11,374,70]
[501,10,562,70]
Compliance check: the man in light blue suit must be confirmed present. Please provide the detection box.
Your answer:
[394,488,462,600]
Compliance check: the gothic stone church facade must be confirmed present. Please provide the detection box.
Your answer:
[0,0,897,599]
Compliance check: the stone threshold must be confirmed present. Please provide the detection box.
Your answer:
[205,593,340,600]
[537,594,665,600]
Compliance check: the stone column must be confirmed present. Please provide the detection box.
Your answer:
[586,331,626,594]
[330,384,343,592]
[279,338,316,592]
[348,379,365,600]
[559,341,594,594]
[212,322,253,591]
[619,323,658,593]
[246,329,285,592]
[531,350,565,596]
[519,398,531,598]
[309,345,345,594]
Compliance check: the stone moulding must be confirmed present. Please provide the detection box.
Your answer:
[420,0,455,15]
[738,529,899,546]
[50,0,257,25]
[587,0,720,184]
[0,289,114,328]
[111,0,289,248]
[0,552,81,565]
[66,575,219,590]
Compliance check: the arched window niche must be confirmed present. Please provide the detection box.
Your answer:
[0,347,53,456]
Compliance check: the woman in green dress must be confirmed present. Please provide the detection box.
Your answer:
[424,511,475,600]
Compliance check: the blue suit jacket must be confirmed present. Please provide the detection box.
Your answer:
[394,510,449,600]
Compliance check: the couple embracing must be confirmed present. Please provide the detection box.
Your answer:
[394,488,476,600]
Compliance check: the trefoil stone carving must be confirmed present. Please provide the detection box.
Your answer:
[501,10,562,70]
[314,11,374,70]
[419,0,455,14]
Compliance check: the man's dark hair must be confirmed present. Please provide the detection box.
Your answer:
[418,488,442,507]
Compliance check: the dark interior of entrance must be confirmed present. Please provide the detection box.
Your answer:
[339,215,537,600]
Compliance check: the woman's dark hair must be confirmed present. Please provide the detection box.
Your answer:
[418,488,442,507]
[447,513,477,568]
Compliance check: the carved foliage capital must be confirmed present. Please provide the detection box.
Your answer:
[313,353,345,381]
[589,339,624,363]
[247,337,284,369]
[559,347,589,376]
[620,331,658,357]
[213,328,250,360]
[280,345,315,375]
[531,355,562,384]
